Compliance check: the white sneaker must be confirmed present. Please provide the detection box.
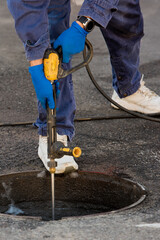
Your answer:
[111,76,160,115]
[38,134,78,174]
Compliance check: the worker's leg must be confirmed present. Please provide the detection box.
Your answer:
[100,0,160,114]
[101,0,144,98]
[35,0,76,141]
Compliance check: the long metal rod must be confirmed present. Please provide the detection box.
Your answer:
[51,84,56,220]
[47,83,57,220]
[51,172,55,220]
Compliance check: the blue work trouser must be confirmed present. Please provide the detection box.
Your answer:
[36,0,143,139]
[101,0,144,98]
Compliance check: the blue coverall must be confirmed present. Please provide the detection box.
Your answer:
[7,0,144,140]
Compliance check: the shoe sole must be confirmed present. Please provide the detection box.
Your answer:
[56,166,77,174]
[111,101,160,116]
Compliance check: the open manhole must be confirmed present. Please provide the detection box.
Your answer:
[0,171,146,220]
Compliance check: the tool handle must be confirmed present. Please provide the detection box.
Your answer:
[57,38,93,79]
[49,141,81,159]
[58,146,82,158]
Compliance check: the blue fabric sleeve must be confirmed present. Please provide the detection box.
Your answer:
[78,0,119,28]
[7,0,51,61]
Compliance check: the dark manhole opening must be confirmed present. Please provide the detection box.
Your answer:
[0,171,146,221]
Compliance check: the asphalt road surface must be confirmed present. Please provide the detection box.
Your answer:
[0,0,160,239]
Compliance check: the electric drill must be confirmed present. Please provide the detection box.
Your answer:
[43,46,82,174]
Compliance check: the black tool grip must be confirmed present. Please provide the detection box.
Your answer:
[47,84,57,159]
[57,38,93,79]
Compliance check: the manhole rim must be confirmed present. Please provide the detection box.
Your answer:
[0,170,147,220]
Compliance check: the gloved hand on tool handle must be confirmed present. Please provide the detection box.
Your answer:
[29,21,87,110]
[54,21,88,63]
[29,63,60,110]
[29,19,91,110]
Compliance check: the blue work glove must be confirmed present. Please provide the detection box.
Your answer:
[54,21,88,63]
[29,63,58,109]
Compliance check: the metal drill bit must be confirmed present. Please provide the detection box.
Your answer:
[51,172,55,220]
